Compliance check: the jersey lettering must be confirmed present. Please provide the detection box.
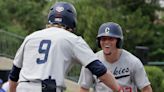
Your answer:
[37,40,51,64]
[113,67,129,76]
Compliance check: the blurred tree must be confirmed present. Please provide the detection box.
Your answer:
[145,66,164,92]
[0,0,48,35]
[61,0,164,60]
[0,0,163,61]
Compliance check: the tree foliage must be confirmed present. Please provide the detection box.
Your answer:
[72,0,163,61]
[145,66,164,92]
[0,0,163,61]
[0,0,48,35]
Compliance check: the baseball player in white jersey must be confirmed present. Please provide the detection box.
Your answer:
[8,2,123,92]
[78,22,153,92]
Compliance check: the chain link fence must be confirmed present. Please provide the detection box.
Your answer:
[0,30,24,59]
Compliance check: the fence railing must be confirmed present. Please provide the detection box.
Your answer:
[135,46,164,66]
[147,61,164,66]
[0,30,81,82]
[0,30,24,59]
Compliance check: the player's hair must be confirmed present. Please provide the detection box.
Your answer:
[46,24,73,32]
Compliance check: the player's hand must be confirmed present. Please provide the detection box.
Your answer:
[114,86,123,92]
[118,86,124,92]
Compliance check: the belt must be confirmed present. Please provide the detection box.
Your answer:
[20,80,64,92]
[20,79,41,83]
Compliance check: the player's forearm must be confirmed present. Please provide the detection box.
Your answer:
[141,85,153,92]
[98,71,121,92]
[79,87,90,92]
[86,60,121,91]
[9,80,17,92]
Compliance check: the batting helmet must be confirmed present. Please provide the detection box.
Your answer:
[97,22,123,48]
[48,2,77,31]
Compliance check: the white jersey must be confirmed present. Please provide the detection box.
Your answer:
[78,49,150,92]
[13,27,98,89]
[2,81,9,92]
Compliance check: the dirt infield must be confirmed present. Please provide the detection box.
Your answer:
[0,57,13,70]
[65,79,80,92]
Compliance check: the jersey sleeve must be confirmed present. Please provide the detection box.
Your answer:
[78,66,94,89]
[133,59,150,89]
[13,38,28,68]
[72,37,98,66]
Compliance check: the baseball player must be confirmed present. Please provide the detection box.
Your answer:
[78,22,153,92]
[8,2,123,92]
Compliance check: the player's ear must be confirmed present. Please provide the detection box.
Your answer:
[96,38,101,48]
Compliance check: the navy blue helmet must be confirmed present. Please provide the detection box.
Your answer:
[48,2,77,31]
[97,22,123,48]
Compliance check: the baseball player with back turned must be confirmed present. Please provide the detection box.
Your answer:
[78,22,153,92]
[8,2,123,92]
